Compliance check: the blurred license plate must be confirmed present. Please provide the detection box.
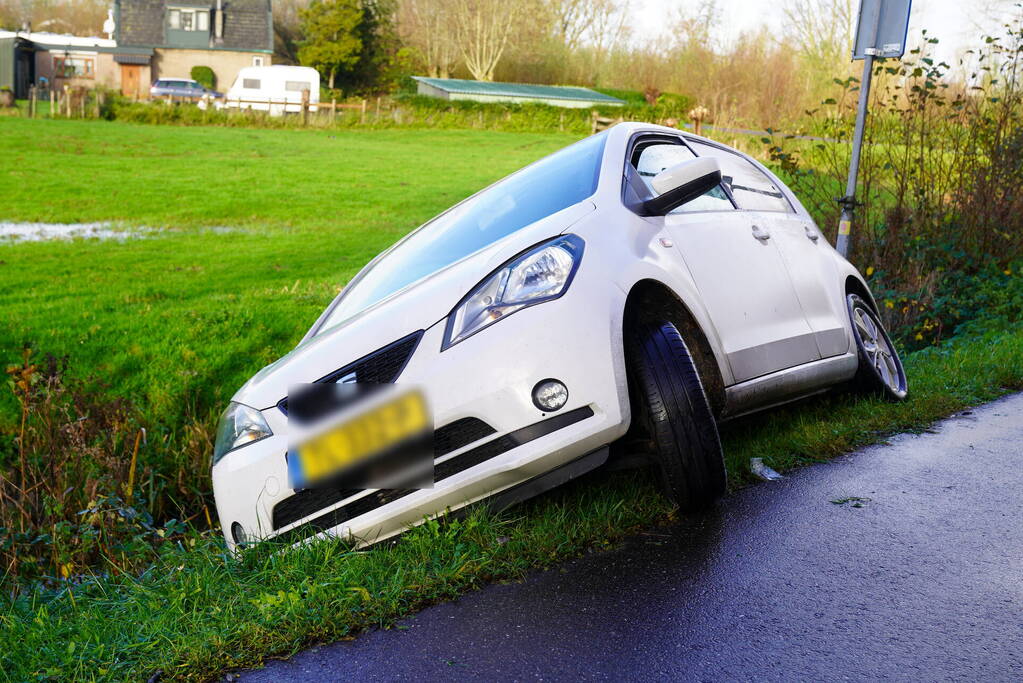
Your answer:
[290,390,429,488]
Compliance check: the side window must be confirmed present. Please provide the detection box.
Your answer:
[632,141,733,213]
[688,141,794,213]
[243,78,260,89]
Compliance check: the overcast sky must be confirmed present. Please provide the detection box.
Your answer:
[629,0,1013,67]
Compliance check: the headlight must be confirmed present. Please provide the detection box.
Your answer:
[213,401,272,465]
[443,235,584,349]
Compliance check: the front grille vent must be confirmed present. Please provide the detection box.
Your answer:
[277,330,422,416]
[434,417,496,457]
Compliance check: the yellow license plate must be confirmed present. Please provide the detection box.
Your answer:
[294,390,428,485]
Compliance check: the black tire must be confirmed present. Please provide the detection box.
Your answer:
[847,293,908,401]
[626,321,726,511]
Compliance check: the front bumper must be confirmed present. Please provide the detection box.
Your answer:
[212,282,631,551]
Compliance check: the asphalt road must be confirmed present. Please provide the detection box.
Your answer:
[242,393,1023,681]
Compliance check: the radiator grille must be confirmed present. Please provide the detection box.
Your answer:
[276,331,422,416]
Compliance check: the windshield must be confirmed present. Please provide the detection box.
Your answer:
[315,131,607,333]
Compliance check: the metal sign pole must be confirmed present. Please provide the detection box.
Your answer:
[838,0,911,258]
[836,53,874,258]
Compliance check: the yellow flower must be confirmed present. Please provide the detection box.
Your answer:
[866,266,875,276]
[885,300,894,309]
[915,333,924,340]
[1005,268,1013,276]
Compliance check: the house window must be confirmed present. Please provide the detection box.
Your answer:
[252,56,264,67]
[168,8,210,32]
[53,56,95,79]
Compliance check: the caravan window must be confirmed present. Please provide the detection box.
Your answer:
[285,81,311,92]
[242,79,260,89]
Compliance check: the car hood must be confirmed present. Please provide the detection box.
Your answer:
[231,200,596,410]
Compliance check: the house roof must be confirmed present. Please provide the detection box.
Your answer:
[0,30,115,49]
[115,0,272,53]
[412,77,625,105]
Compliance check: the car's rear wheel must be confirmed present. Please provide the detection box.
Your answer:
[847,293,908,400]
[626,321,726,511]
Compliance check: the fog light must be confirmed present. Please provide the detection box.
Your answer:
[532,379,568,412]
[231,521,247,546]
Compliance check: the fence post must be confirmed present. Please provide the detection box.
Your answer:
[49,88,55,118]
[94,90,101,118]
[28,85,36,118]
[301,89,310,126]
[688,106,709,136]
[361,98,366,124]
[375,96,380,121]
[64,86,71,117]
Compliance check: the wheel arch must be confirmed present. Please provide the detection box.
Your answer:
[622,279,727,418]
[844,274,879,314]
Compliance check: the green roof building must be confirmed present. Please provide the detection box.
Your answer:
[412,77,624,109]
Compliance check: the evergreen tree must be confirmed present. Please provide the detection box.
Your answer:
[297,0,364,90]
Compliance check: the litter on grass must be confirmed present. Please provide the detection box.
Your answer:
[750,457,784,481]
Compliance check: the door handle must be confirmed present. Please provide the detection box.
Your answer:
[751,224,771,242]
[804,225,820,242]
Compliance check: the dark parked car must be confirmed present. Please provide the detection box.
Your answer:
[150,78,223,100]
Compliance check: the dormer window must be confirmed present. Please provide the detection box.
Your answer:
[168,8,210,32]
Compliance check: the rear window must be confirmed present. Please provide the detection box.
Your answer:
[242,78,260,89]
[285,81,311,92]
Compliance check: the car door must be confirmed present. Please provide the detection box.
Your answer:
[689,141,848,359]
[630,136,820,383]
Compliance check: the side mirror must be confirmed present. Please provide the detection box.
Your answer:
[643,157,722,216]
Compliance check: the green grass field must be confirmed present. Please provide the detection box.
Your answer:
[3,118,1023,681]
[0,119,577,499]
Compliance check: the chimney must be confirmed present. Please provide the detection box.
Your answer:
[214,0,224,44]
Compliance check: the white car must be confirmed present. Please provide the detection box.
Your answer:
[212,122,907,551]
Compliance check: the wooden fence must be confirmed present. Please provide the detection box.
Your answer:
[156,90,371,126]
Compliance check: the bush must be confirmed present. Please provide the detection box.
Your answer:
[763,20,1023,348]
[190,66,216,90]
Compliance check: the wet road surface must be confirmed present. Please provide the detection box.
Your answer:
[242,393,1023,681]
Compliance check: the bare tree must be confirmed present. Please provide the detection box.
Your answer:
[274,0,310,64]
[0,0,108,35]
[581,0,629,84]
[547,0,625,51]
[452,0,522,81]
[783,0,854,69]
[397,0,460,78]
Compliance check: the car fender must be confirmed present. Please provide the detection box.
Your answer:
[571,209,734,396]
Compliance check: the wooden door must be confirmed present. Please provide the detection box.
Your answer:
[120,65,141,98]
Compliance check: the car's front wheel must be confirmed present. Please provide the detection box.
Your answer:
[626,321,726,512]
[847,293,908,400]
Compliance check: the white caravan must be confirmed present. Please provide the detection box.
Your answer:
[225,65,320,116]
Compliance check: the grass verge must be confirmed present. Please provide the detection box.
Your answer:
[2,319,1023,681]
